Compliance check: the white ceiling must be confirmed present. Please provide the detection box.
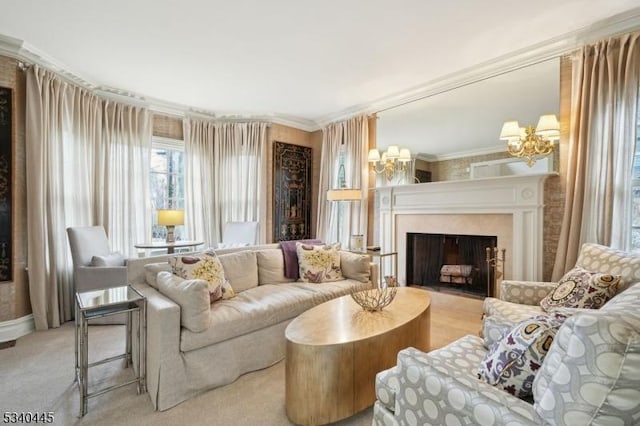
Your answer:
[0,0,639,128]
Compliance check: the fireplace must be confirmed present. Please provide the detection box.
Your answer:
[376,174,553,297]
[407,233,497,298]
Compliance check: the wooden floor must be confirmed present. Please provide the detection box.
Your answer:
[418,288,484,351]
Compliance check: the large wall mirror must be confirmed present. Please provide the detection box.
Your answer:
[376,58,560,181]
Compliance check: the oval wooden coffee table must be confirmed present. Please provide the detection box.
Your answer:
[285,287,430,425]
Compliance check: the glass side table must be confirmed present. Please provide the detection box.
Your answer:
[347,249,398,288]
[74,285,146,416]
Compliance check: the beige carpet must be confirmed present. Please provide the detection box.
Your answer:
[0,322,371,426]
[0,290,481,426]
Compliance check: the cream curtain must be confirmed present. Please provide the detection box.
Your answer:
[183,120,267,246]
[552,32,640,279]
[317,115,369,246]
[26,66,152,329]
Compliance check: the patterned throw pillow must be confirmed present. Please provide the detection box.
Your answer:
[296,242,343,283]
[478,313,567,399]
[539,266,620,312]
[169,252,235,303]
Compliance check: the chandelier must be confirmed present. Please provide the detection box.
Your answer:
[367,146,412,181]
[500,114,560,167]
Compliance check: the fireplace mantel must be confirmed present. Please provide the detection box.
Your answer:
[376,173,556,286]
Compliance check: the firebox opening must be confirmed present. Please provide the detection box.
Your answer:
[406,232,497,298]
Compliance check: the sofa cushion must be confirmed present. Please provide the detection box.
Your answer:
[91,251,125,267]
[217,250,259,293]
[296,242,343,283]
[157,271,210,333]
[428,334,488,373]
[479,314,567,399]
[539,266,620,312]
[144,262,172,289]
[170,252,235,302]
[180,279,370,352]
[576,243,640,293]
[256,249,294,284]
[340,251,370,283]
[533,310,640,424]
[483,297,545,323]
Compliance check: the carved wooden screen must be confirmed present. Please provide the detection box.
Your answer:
[273,142,312,242]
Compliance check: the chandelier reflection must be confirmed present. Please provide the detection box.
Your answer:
[500,114,560,167]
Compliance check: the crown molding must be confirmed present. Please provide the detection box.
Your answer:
[314,7,640,128]
[269,114,319,132]
[0,34,99,89]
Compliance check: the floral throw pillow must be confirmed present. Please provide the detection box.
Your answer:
[539,266,620,312]
[170,252,235,303]
[478,313,567,399]
[296,242,343,283]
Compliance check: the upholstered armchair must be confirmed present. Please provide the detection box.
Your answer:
[67,226,127,292]
[483,242,640,325]
[373,243,640,425]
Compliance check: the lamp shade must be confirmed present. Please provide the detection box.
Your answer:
[157,209,184,226]
[367,149,381,163]
[385,145,400,159]
[499,121,521,140]
[398,148,411,162]
[535,114,560,138]
[326,188,362,201]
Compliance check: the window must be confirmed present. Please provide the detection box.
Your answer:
[150,138,185,241]
[632,107,640,252]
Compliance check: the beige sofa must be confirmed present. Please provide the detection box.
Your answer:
[127,243,374,411]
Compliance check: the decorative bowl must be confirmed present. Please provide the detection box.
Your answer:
[350,276,398,311]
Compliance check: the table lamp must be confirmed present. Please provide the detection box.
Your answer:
[157,209,184,243]
[326,188,362,246]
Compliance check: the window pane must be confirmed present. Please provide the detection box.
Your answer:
[150,142,185,241]
[150,173,168,209]
[633,186,640,226]
[151,149,168,173]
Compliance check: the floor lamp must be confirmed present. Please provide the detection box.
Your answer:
[326,188,362,247]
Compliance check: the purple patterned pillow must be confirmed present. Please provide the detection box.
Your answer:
[539,266,620,312]
[478,313,567,399]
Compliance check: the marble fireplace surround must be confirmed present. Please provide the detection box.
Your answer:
[376,173,554,294]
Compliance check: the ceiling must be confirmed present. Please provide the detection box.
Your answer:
[1,0,639,130]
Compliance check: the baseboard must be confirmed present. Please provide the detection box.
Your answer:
[0,314,35,343]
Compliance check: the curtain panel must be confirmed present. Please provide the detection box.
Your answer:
[26,66,151,329]
[316,115,369,246]
[552,32,640,279]
[183,120,267,247]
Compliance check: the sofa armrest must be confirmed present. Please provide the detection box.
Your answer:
[500,280,556,305]
[130,283,181,410]
[393,347,539,425]
[76,265,127,291]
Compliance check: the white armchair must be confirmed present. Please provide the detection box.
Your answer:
[67,226,127,292]
[217,221,259,249]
